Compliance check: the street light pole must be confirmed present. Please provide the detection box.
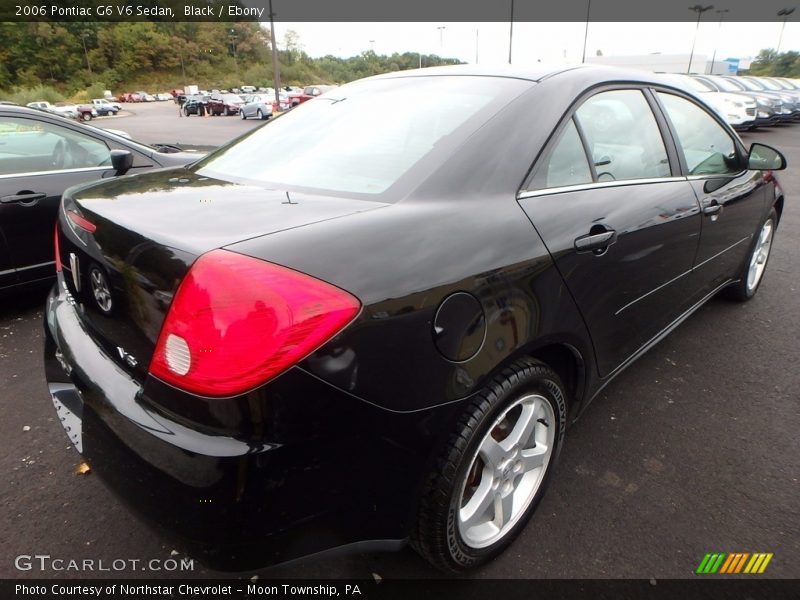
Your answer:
[268,0,282,110]
[437,26,446,54]
[582,0,592,64]
[709,8,729,72]
[777,7,796,53]
[508,0,514,64]
[687,4,714,74]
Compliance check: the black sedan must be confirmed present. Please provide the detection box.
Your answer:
[43,66,786,572]
[0,105,200,296]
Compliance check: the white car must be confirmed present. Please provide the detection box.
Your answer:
[155,93,172,101]
[663,74,757,130]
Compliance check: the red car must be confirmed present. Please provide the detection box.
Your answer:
[119,92,143,103]
[208,93,244,116]
[288,85,337,107]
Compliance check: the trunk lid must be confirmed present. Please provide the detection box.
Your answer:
[58,168,386,382]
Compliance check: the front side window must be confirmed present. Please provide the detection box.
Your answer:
[528,119,592,189]
[575,90,670,182]
[0,117,111,176]
[656,93,741,176]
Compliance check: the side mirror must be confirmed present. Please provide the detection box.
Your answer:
[110,149,133,175]
[748,143,787,171]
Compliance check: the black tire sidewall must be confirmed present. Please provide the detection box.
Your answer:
[445,364,567,568]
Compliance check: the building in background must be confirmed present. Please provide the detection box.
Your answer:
[586,53,748,75]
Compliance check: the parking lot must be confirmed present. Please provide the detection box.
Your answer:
[0,112,798,580]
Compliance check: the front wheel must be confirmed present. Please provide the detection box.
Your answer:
[412,358,567,571]
[723,207,777,302]
[257,109,264,120]
[82,113,92,121]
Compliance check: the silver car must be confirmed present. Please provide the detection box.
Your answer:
[240,94,273,120]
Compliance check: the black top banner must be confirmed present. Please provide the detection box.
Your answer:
[0,0,798,22]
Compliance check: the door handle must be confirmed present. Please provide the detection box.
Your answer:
[0,192,46,205]
[574,229,617,253]
[702,202,722,216]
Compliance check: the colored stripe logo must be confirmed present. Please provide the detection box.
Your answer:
[696,552,773,574]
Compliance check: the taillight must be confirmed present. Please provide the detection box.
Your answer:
[67,210,97,233]
[54,223,62,272]
[149,249,360,397]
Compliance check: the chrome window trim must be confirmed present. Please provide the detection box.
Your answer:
[517,176,686,199]
[686,170,748,181]
[0,166,111,179]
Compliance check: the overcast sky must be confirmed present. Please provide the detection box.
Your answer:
[273,21,797,64]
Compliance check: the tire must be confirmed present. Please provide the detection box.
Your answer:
[240,111,246,120]
[184,108,190,117]
[82,113,92,122]
[257,109,264,120]
[411,358,567,572]
[723,207,777,302]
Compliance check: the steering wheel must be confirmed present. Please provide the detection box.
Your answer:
[52,140,66,169]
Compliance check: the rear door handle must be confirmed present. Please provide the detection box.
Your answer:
[574,229,617,253]
[0,192,46,205]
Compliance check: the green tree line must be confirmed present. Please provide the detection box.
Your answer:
[0,21,462,102]
[744,49,800,77]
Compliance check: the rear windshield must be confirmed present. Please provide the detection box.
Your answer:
[195,76,531,199]
[709,77,744,92]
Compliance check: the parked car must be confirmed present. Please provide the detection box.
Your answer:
[135,91,156,102]
[744,77,800,120]
[90,98,120,115]
[665,74,756,130]
[119,92,142,103]
[287,84,337,107]
[692,75,781,126]
[182,94,210,116]
[239,94,273,120]
[718,76,796,122]
[241,85,257,94]
[155,93,173,101]
[0,105,201,296]
[43,66,785,572]
[208,93,244,116]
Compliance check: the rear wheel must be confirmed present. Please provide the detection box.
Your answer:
[82,113,92,122]
[724,208,777,301]
[257,109,264,120]
[240,111,246,120]
[412,358,566,571]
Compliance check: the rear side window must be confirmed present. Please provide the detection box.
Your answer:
[575,90,671,182]
[656,93,741,176]
[528,119,592,189]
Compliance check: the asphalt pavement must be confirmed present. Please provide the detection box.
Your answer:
[1,113,798,581]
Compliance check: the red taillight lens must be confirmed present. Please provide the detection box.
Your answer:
[149,249,360,397]
[67,210,97,233]
[54,223,62,272]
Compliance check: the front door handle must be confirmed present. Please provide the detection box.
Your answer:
[702,201,722,216]
[574,228,617,253]
[0,192,46,205]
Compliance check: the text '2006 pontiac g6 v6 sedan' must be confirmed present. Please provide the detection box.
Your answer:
[44,65,786,572]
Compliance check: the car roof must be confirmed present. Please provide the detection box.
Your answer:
[365,64,688,87]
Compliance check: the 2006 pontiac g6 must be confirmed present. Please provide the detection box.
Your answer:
[44,65,786,571]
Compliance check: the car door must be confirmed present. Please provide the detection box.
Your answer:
[517,88,703,377]
[654,91,769,294]
[0,114,116,286]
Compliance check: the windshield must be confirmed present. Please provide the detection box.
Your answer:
[709,77,744,92]
[731,78,761,91]
[196,76,531,199]
[680,76,714,93]
[752,78,780,91]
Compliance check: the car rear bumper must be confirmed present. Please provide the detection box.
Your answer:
[43,281,456,569]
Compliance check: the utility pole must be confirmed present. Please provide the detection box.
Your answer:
[475,28,479,64]
[508,0,514,64]
[268,0,282,110]
[687,4,714,73]
[80,32,92,75]
[709,8,729,72]
[582,0,592,63]
[777,7,796,53]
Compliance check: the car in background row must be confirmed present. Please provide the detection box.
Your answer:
[182,94,211,116]
[27,101,97,122]
[90,99,120,116]
[208,93,244,116]
[0,105,200,296]
[718,76,798,121]
[691,75,781,126]
[665,74,757,130]
[43,65,785,573]
[240,94,273,120]
[287,85,337,107]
